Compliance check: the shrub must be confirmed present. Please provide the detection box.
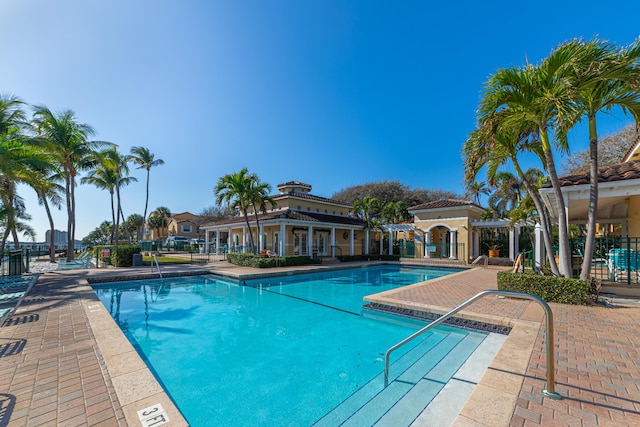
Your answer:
[95,245,141,267]
[226,253,322,268]
[497,271,590,305]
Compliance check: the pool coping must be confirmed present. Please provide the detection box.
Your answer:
[84,264,534,426]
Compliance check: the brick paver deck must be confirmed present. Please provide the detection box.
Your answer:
[1,261,640,426]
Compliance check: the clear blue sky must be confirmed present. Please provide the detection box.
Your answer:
[2,0,640,241]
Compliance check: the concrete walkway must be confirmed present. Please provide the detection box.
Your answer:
[1,261,639,426]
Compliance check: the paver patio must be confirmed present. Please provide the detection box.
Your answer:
[0,261,639,426]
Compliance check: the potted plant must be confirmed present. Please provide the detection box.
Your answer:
[485,242,502,258]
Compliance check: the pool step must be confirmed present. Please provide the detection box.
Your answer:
[313,330,485,427]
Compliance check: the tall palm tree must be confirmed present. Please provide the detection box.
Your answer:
[214,168,257,253]
[565,39,640,280]
[247,176,276,252]
[31,106,112,260]
[0,95,51,253]
[31,168,64,262]
[463,121,561,275]
[100,148,137,243]
[81,165,118,243]
[129,146,164,237]
[478,43,581,276]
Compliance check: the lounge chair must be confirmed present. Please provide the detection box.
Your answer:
[0,273,39,327]
[608,248,640,282]
[259,250,277,258]
[56,255,94,270]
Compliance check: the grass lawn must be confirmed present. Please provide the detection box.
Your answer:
[142,255,191,265]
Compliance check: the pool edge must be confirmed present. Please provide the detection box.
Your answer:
[79,282,189,427]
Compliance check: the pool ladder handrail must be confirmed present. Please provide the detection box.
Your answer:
[152,254,163,279]
[383,290,561,399]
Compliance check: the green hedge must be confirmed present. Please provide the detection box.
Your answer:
[94,245,141,267]
[337,254,401,262]
[497,271,590,305]
[226,253,322,268]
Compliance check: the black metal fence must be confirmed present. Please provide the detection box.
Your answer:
[1,249,30,276]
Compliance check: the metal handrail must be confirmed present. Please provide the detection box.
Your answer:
[152,254,163,279]
[383,290,561,399]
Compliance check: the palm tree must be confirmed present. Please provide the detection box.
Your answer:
[354,196,381,255]
[463,121,561,275]
[564,39,640,280]
[129,146,164,237]
[126,213,144,242]
[464,181,490,205]
[247,176,276,252]
[31,106,112,260]
[354,196,381,224]
[81,165,118,243]
[487,171,522,218]
[149,206,171,239]
[477,44,582,276]
[32,169,64,262]
[0,95,51,253]
[382,201,410,224]
[214,168,257,253]
[100,148,137,243]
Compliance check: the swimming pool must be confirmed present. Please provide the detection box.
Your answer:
[93,265,488,426]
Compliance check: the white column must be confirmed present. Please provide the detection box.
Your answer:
[509,227,520,261]
[331,227,336,257]
[228,227,232,252]
[365,229,370,255]
[559,193,571,276]
[280,222,286,256]
[349,229,354,256]
[424,231,431,258]
[473,230,480,259]
[259,224,264,252]
[534,223,545,272]
[215,231,220,255]
[205,230,210,253]
[307,225,313,257]
[449,230,456,259]
[388,230,393,255]
[242,227,247,253]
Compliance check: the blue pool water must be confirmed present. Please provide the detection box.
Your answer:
[93,265,480,426]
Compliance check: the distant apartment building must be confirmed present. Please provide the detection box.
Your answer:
[45,229,68,245]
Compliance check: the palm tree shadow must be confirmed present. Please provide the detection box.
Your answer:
[0,338,26,358]
[0,393,15,427]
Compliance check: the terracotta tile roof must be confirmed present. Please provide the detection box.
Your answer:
[408,199,483,211]
[272,191,352,207]
[201,209,366,228]
[546,159,640,187]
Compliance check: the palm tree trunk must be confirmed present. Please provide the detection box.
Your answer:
[513,158,560,275]
[253,212,262,252]
[542,130,572,277]
[65,174,74,261]
[40,190,57,263]
[119,205,132,243]
[143,169,150,232]
[242,209,255,253]
[580,115,599,281]
[110,191,116,244]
